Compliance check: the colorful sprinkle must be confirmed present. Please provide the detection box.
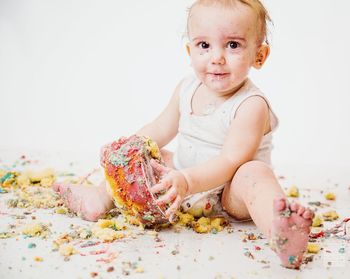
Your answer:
[338,247,345,254]
[28,243,36,249]
[288,255,296,264]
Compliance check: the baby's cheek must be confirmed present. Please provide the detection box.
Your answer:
[191,54,208,67]
[229,58,251,76]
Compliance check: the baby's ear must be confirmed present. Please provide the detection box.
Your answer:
[253,44,270,69]
[186,43,191,56]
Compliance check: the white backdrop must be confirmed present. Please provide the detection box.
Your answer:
[1,0,350,168]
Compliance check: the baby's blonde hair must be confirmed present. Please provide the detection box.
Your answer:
[187,0,272,45]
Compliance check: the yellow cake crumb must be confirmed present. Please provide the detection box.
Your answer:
[135,267,144,273]
[312,215,323,227]
[210,217,225,232]
[34,256,43,262]
[92,227,125,241]
[177,212,195,226]
[28,168,55,184]
[324,192,336,200]
[0,232,15,239]
[8,186,61,209]
[189,215,227,234]
[286,185,299,197]
[17,168,56,187]
[97,219,115,228]
[147,230,158,236]
[96,219,125,230]
[78,228,92,239]
[322,210,339,221]
[0,171,20,188]
[146,138,160,159]
[124,215,143,227]
[22,223,43,236]
[192,217,211,233]
[16,174,30,187]
[40,176,55,187]
[307,243,320,254]
[52,233,73,250]
[59,244,77,256]
[22,222,50,238]
[55,206,68,214]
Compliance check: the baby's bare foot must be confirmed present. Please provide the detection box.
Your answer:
[53,182,114,221]
[270,197,314,269]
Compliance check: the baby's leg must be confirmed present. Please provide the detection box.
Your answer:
[221,161,313,269]
[53,181,114,221]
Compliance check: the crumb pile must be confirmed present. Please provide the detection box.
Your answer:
[1,154,349,277]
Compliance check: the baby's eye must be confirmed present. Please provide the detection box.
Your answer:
[198,41,210,49]
[227,41,240,49]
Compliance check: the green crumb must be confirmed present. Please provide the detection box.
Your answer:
[280,208,291,217]
[288,255,296,264]
[339,247,345,254]
[28,243,37,249]
[142,215,155,222]
[0,187,7,193]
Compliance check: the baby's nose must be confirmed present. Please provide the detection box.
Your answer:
[211,48,225,65]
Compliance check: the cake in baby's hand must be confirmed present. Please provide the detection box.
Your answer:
[100,135,169,227]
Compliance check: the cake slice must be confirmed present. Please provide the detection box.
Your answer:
[101,135,169,227]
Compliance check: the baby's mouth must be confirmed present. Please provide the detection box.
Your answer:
[207,72,229,79]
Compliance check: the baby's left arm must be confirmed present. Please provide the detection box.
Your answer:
[183,95,270,194]
[151,96,270,218]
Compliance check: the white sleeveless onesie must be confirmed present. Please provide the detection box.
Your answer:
[173,75,279,214]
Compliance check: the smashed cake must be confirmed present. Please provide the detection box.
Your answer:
[100,135,168,227]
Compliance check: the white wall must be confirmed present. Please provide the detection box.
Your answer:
[1,0,349,168]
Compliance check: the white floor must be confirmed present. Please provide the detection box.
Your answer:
[0,149,349,279]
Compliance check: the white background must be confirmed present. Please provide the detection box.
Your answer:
[1,0,350,168]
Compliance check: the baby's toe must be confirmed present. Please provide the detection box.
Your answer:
[81,203,106,222]
[82,211,102,222]
[290,202,299,212]
[302,209,314,220]
[273,197,287,213]
[52,182,68,194]
[52,182,61,192]
[297,205,305,216]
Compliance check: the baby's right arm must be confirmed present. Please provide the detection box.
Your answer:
[136,81,182,149]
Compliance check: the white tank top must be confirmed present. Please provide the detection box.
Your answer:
[173,75,278,171]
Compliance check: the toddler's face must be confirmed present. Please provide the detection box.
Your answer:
[187,3,263,95]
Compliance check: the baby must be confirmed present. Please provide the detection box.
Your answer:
[54,0,314,269]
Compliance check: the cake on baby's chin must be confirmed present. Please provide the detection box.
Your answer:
[100,135,169,227]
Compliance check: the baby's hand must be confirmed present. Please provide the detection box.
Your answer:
[150,159,189,221]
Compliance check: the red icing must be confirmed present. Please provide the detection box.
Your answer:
[309,231,325,239]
